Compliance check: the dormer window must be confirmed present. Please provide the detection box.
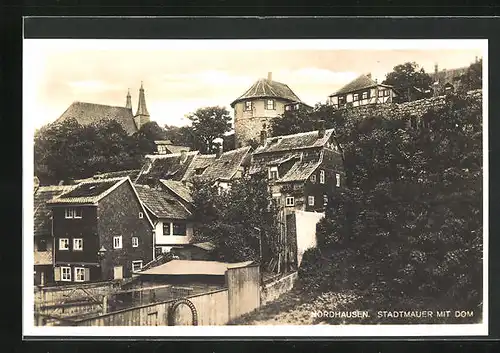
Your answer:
[245,101,252,111]
[266,99,275,110]
[269,166,279,180]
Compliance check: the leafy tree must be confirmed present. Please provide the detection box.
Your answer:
[191,172,280,263]
[382,62,434,103]
[458,58,482,92]
[186,106,232,154]
[164,124,196,148]
[300,92,483,315]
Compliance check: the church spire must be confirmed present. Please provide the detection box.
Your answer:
[134,81,150,130]
[135,81,150,117]
[125,88,132,110]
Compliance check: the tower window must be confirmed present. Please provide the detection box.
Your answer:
[266,99,275,110]
[245,101,252,111]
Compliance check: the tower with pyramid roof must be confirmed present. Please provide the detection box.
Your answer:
[125,88,132,110]
[134,82,150,130]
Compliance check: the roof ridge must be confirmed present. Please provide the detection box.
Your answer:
[269,128,334,140]
[72,101,132,110]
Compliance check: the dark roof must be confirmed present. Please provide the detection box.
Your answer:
[249,152,301,175]
[231,78,302,107]
[135,185,191,220]
[277,157,323,183]
[135,151,198,184]
[182,154,216,182]
[159,179,193,204]
[55,102,138,135]
[199,146,251,182]
[47,177,127,205]
[34,185,75,236]
[330,74,393,96]
[253,129,335,155]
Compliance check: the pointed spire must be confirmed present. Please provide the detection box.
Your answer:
[125,88,132,110]
[135,82,149,117]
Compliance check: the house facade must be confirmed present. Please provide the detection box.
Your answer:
[231,72,307,148]
[328,74,396,109]
[47,177,154,284]
[33,185,74,286]
[250,124,344,213]
[135,184,194,256]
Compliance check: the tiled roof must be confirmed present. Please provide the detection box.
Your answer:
[34,185,75,236]
[277,155,323,183]
[135,151,199,184]
[34,251,52,265]
[92,169,141,181]
[249,152,301,175]
[199,146,251,182]
[47,177,127,205]
[54,102,138,135]
[165,145,192,154]
[231,78,302,107]
[135,185,191,220]
[159,179,193,204]
[140,259,254,276]
[182,154,216,182]
[330,74,391,96]
[253,129,335,154]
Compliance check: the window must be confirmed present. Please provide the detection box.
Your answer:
[308,196,315,206]
[245,101,252,111]
[336,173,341,187]
[384,90,390,97]
[36,238,47,251]
[74,267,85,282]
[132,260,143,272]
[173,222,187,236]
[319,170,325,184]
[323,194,328,205]
[269,166,278,180]
[59,238,69,250]
[158,145,167,154]
[113,236,122,249]
[285,197,295,207]
[295,103,300,110]
[139,212,144,219]
[163,223,171,235]
[73,238,83,251]
[266,99,275,110]
[61,267,71,281]
[378,90,384,97]
[285,105,291,111]
[310,174,316,182]
[353,93,359,101]
[65,208,82,219]
[362,91,368,99]
[132,237,139,247]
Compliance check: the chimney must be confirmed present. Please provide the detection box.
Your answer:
[215,142,223,159]
[318,120,326,139]
[366,73,372,79]
[267,72,272,81]
[475,56,478,63]
[260,129,268,146]
[434,63,438,75]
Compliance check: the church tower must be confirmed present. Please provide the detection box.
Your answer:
[134,82,150,130]
[125,88,132,110]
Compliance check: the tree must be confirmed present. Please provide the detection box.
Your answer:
[300,92,483,315]
[186,106,232,154]
[459,58,482,92]
[383,62,434,103]
[191,172,280,263]
[164,124,196,148]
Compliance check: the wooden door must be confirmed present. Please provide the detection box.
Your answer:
[113,266,123,280]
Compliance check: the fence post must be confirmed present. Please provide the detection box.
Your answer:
[102,295,108,314]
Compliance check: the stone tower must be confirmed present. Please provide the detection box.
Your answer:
[134,82,150,130]
[125,88,132,110]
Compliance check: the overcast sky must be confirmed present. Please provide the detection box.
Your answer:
[24,39,485,130]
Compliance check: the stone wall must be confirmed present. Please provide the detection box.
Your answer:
[261,271,298,306]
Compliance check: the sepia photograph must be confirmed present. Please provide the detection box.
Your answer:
[23,37,487,337]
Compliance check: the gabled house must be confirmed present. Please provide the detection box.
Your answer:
[250,123,344,213]
[33,185,75,286]
[159,179,194,210]
[134,185,194,256]
[181,153,217,183]
[47,177,154,283]
[231,72,308,147]
[195,146,252,192]
[328,73,396,109]
[154,140,191,155]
